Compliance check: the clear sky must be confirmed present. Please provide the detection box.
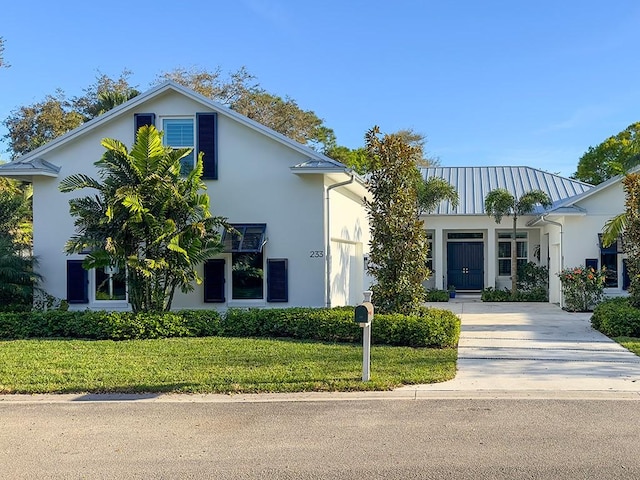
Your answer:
[1,0,640,178]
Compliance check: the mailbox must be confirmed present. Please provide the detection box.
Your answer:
[354,302,374,326]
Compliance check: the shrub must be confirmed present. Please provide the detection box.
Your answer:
[0,310,223,340]
[425,289,450,302]
[0,307,460,348]
[591,297,640,337]
[481,287,512,302]
[559,265,607,312]
[222,307,460,348]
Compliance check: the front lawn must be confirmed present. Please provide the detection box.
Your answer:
[0,336,457,394]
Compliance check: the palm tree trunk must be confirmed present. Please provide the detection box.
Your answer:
[511,215,518,296]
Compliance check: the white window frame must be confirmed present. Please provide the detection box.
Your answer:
[162,117,195,174]
[497,231,528,277]
[92,266,128,304]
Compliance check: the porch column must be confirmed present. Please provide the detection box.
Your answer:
[486,227,496,289]
[434,227,444,290]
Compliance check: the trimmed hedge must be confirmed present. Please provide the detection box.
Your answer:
[0,306,460,348]
[591,297,640,337]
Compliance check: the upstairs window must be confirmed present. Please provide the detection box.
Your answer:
[163,118,195,175]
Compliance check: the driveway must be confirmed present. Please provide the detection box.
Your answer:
[401,299,640,392]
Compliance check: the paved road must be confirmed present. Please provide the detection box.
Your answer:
[2,397,640,479]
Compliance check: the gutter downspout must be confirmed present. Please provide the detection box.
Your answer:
[326,173,355,308]
[541,215,564,308]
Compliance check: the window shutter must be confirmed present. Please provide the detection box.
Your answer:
[267,259,288,302]
[134,113,156,137]
[67,260,88,304]
[204,259,225,302]
[197,113,218,180]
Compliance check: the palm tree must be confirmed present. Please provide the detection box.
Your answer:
[0,236,39,309]
[417,177,459,214]
[485,189,552,295]
[59,125,228,312]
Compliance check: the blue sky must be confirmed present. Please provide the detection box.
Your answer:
[1,0,640,178]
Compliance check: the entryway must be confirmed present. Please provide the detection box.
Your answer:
[447,241,484,291]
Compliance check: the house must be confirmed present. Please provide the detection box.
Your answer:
[0,82,370,310]
[421,166,628,305]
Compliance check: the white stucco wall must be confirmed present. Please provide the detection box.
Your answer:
[326,182,370,306]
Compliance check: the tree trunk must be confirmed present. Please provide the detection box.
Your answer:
[511,216,518,296]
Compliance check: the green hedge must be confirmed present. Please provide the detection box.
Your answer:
[425,289,450,302]
[0,307,460,348]
[481,287,548,302]
[591,297,640,337]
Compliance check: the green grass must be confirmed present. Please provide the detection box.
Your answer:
[0,336,457,394]
[616,336,640,356]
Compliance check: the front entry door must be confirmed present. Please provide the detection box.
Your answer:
[447,242,484,291]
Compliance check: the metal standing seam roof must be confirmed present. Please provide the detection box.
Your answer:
[421,166,593,215]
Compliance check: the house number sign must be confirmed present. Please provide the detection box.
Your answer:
[309,250,324,258]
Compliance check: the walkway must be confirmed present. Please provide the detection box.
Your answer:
[400,299,640,392]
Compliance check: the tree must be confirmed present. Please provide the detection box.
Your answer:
[324,145,370,174]
[0,178,37,309]
[327,130,438,175]
[0,178,32,251]
[573,122,640,185]
[59,125,229,312]
[0,236,39,309]
[364,126,430,314]
[158,66,337,152]
[602,173,640,306]
[484,189,551,295]
[232,90,336,151]
[417,177,459,214]
[73,70,140,119]
[155,66,259,105]
[3,90,85,158]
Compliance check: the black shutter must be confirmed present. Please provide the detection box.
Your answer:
[267,259,288,302]
[134,113,156,137]
[67,260,88,304]
[204,259,225,302]
[197,112,218,180]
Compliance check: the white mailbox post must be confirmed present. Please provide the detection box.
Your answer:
[354,291,374,381]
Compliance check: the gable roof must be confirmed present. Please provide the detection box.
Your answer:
[422,166,593,215]
[0,81,348,178]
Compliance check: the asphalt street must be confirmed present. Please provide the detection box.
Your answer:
[2,396,640,479]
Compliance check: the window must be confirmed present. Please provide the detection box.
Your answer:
[599,234,619,288]
[232,252,264,299]
[163,118,195,175]
[67,261,127,303]
[448,232,483,239]
[497,232,527,276]
[223,224,268,300]
[95,266,126,301]
[426,232,433,271]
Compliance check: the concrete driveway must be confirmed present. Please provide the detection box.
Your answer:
[401,299,640,392]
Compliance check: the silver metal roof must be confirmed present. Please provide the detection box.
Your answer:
[421,166,593,215]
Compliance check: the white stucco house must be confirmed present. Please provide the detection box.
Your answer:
[421,166,628,305]
[0,82,371,311]
[0,82,629,311]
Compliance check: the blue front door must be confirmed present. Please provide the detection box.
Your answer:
[447,242,484,291]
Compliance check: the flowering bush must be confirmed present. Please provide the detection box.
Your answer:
[558,266,607,312]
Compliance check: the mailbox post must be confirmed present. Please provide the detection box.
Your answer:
[354,291,374,381]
